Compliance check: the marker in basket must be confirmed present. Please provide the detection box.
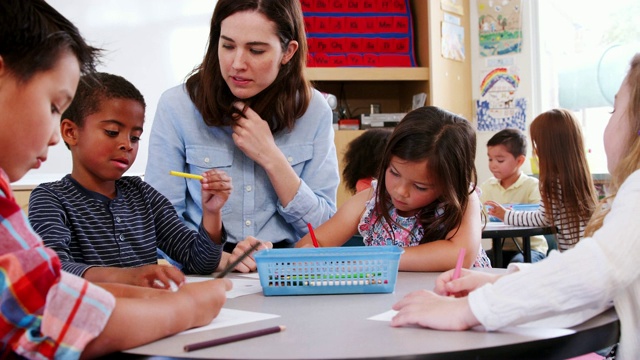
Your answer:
[184,325,286,352]
[214,241,262,279]
[169,170,203,180]
[307,223,320,248]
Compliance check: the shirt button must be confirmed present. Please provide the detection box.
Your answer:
[119,234,125,241]
[204,157,210,163]
[245,185,252,192]
[287,156,293,163]
[245,220,251,227]
[115,216,121,223]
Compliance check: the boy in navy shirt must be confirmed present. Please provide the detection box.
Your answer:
[29,72,232,288]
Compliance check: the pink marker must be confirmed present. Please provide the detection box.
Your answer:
[452,248,466,281]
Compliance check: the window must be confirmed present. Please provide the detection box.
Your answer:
[533,0,640,174]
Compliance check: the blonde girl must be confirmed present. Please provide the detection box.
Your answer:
[392,53,640,360]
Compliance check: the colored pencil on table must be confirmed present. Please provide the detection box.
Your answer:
[169,170,203,180]
[214,242,261,279]
[183,325,286,352]
[307,223,319,248]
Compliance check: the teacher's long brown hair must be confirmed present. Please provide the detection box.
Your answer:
[185,0,310,133]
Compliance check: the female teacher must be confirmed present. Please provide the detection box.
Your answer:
[145,0,339,254]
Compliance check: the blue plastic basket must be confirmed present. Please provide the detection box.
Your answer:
[254,246,403,296]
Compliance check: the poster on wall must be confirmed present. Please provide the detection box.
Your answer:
[477,0,522,57]
[441,0,464,15]
[476,66,526,131]
[441,21,465,61]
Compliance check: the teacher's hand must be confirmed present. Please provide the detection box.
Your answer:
[231,102,280,168]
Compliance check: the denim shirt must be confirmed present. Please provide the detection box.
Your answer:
[145,85,339,246]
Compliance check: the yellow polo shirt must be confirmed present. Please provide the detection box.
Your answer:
[480,173,548,253]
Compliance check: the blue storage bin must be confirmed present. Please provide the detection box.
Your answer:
[254,246,403,296]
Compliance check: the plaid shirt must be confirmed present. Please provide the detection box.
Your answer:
[0,169,115,359]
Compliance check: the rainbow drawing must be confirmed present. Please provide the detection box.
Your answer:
[480,67,520,96]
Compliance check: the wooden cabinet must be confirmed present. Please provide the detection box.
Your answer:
[317,1,472,207]
[306,0,472,120]
[13,190,30,215]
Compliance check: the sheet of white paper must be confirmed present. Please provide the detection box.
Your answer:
[367,310,575,337]
[178,308,280,336]
[368,309,398,321]
[237,272,261,279]
[185,276,263,298]
[225,279,263,298]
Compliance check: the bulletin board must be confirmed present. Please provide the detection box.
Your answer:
[301,0,417,67]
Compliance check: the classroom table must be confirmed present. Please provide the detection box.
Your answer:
[119,271,619,360]
[482,222,555,267]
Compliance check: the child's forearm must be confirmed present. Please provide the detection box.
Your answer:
[83,279,229,358]
[84,266,126,283]
[400,240,478,272]
[81,294,199,358]
[95,282,164,299]
[203,211,224,244]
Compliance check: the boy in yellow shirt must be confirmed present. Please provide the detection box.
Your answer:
[480,128,548,265]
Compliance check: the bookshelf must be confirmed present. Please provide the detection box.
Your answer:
[306,0,472,207]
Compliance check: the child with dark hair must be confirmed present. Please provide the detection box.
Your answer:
[342,128,392,194]
[29,72,232,287]
[480,128,547,264]
[293,106,491,272]
[0,1,229,358]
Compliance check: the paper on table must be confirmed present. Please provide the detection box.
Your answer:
[178,308,280,336]
[237,272,261,279]
[186,276,263,299]
[368,309,398,321]
[367,310,576,337]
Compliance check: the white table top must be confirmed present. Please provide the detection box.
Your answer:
[121,271,619,359]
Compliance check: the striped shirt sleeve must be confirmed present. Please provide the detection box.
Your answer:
[504,186,587,251]
[142,180,225,274]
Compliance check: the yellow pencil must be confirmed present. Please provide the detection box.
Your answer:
[169,170,203,180]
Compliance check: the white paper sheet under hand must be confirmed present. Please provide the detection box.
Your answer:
[185,276,263,298]
[178,308,280,336]
[367,310,575,337]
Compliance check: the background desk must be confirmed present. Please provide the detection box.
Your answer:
[120,272,618,360]
[482,222,555,267]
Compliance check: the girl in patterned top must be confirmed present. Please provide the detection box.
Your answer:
[0,1,230,358]
[296,106,491,271]
[485,109,598,251]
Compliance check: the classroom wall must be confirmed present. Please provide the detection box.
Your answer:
[14,0,217,187]
[470,0,536,185]
[17,1,533,189]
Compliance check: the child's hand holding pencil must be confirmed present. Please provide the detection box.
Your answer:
[200,169,233,214]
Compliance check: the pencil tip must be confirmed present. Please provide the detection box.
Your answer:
[279,325,286,331]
